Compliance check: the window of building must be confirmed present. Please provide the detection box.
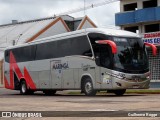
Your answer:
[124,26,139,33]
[145,24,160,33]
[143,0,157,8]
[124,3,137,11]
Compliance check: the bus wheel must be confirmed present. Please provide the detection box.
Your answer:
[113,89,126,96]
[82,78,97,96]
[20,81,29,95]
[43,90,57,95]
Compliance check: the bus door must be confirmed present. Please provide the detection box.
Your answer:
[95,44,113,89]
[50,60,62,88]
[102,45,113,89]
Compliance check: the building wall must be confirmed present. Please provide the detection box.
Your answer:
[121,21,160,34]
[119,0,160,34]
[36,20,69,40]
[78,20,96,30]
[77,16,97,30]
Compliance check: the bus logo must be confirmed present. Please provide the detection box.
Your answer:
[52,60,69,70]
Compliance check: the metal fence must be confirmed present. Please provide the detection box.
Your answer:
[148,47,160,88]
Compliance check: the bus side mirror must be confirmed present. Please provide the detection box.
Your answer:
[95,40,117,54]
[144,43,157,56]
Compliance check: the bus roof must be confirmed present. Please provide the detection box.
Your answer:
[30,28,140,43]
[6,28,140,50]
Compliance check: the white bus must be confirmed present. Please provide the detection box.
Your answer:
[4,28,157,96]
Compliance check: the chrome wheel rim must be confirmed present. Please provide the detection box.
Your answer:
[22,83,26,93]
[85,82,92,93]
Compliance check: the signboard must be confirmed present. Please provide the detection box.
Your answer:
[142,32,160,44]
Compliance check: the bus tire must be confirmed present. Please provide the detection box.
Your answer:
[82,77,97,96]
[113,89,126,96]
[20,80,29,95]
[43,90,57,95]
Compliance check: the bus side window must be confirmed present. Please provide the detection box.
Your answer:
[69,36,92,57]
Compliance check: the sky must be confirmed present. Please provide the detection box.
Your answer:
[0,0,120,27]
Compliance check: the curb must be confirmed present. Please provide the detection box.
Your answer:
[125,92,160,94]
[67,90,160,95]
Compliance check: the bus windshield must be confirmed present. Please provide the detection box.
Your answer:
[88,33,149,73]
[113,37,149,73]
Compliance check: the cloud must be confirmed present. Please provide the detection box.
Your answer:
[0,0,120,27]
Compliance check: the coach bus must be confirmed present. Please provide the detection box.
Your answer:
[4,28,157,96]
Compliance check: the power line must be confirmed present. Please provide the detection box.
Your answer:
[56,0,119,16]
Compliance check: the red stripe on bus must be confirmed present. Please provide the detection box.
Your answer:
[4,76,14,89]
[4,51,36,90]
[10,52,23,79]
[24,67,36,89]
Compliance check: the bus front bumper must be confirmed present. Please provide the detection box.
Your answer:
[111,78,150,89]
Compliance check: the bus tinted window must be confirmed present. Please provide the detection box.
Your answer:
[61,35,92,57]
[35,35,92,60]
[5,35,92,62]
[35,41,57,60]
[9,45,36,62]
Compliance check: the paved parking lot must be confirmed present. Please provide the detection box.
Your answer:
[0,87,160,120]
